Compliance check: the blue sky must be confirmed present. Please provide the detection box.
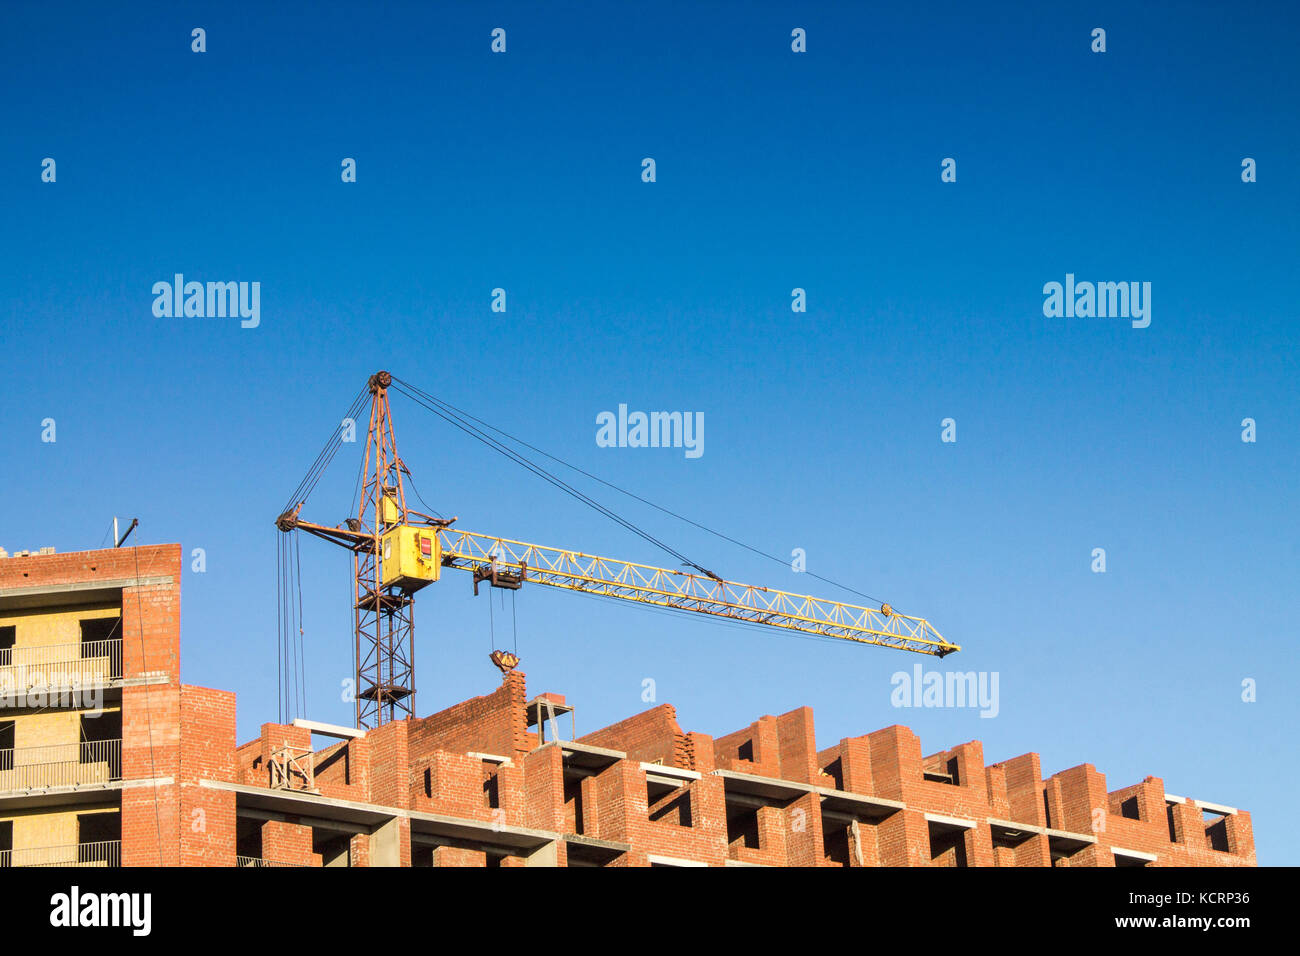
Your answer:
[2,1,1297,863]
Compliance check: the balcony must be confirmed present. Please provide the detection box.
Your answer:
[0,740,123,794]
[0,840,121,867]
[0,639,123,693]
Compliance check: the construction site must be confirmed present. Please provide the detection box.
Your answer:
[0,373,1258,868]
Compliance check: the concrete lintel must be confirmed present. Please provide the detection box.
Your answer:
[468,751,513,766]
[293,718,365,740]
[924,811,978,830]
[711,768,812,802]
[201,779,400,829]
[712,769,902,820]
[0,781,122,810]
[236,804,367,836]
[537,739,625,772]
[123,673,171,686]
[1165,793,1187,804]
[565,833,631,854]
[1045,826,1098,846]
[987,816,1045,836]
[641,762,701,783]
[1112,846,1159,863]
[408,808,558,851]
[817,787,905,818]
[0,576,173,611]
[647,853,708,867]
[1194,799,1237,816]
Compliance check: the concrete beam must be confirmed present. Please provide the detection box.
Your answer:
[924,812,978,830]
[0,576,173,611]
[200,779,398,829]
[1112,846,1158,863]
[293,718,365,740]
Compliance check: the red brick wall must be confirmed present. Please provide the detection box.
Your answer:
[178,685,236,866]
[20,546,1238,870]
[407,672,529,764]
[579,704,689,768]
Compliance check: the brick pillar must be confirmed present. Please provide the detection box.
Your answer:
[365,719,412,867]
[178,686,236,866]
[1047,764,1108,835]
[998,753,1048,828]
[984,765,1010,817]
[1223,810,1255,860]
[523,745,567,832]
[867,725,923,802]
[262,819,314,866]
[755,805,789,862]
[873,808,929,866]
[686,732,715,774]
[119,547,184,868]
[1168,800,1203,848]
[962,822,996,867]
[784,791,823,866]
[590,760,646,845]
[120,684,181,866]
[432,846,486,866]
[838,736,874,795]
[775,707,818,784]
[349,832,371,868]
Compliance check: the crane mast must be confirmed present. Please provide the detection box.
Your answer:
[276,371,959,730]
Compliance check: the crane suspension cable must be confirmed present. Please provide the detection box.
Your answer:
[283,386,369,512]
[389,381,719,581]
[391,377,892,610]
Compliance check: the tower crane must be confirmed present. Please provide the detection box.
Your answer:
[276,371,959,730]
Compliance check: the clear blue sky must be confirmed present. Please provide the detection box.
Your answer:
[2,1,1296,863]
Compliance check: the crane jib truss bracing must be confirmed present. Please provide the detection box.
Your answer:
[436,529,958,657]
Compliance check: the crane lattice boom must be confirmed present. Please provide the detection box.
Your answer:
[438,529,958,657]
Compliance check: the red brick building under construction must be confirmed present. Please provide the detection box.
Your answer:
[0,544,1256,868]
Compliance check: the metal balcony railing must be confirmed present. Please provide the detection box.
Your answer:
[0,740,123,793]
[0,639,123,690]
[0,840,121,867]
[236,855,309,868]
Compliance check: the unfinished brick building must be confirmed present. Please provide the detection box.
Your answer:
[0,544,1256,867]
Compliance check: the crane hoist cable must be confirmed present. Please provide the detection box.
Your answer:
[278,386,372,722]
[283,385,369,512]
[390,376,893,611]
[276,525,309,722]
[389,380,720,582]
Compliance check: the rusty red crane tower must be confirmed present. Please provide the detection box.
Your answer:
[277,371,452,728]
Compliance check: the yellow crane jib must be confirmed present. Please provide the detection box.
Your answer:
[435,528,960,658]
